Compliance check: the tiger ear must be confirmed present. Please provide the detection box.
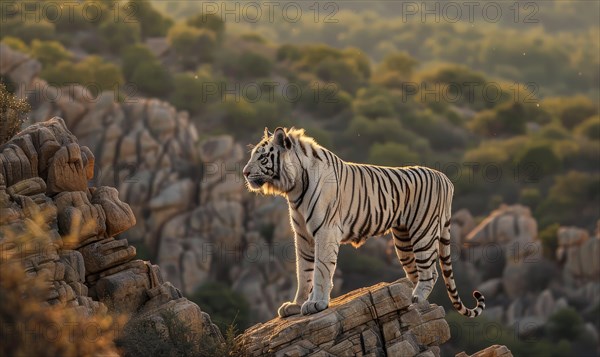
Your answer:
[274,127,292,150]
[263,127,271,139]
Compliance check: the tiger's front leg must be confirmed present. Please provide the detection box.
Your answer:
[278,230,314,317]
[301,229,341,315]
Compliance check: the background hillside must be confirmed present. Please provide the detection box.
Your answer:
[1,1,599,356]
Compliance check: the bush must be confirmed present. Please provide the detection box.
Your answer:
[543,95,598,130]
[43,56,123,94]
[209,93,291,139]
[277,44,302,62]
[546,307,585,340]
[99,13,141,53]
[301,82,353,119]
[188,282,250,332]
[379,52,418,77]
[187,13,225,42]
[130,61,173,97]
[538,223,560,259]
[519,187,542,210]
[536,171,600,228]
[127,0,173,38]
[368,142,420,166]
[168,25,217,68]
[30,40,72,68]
[1,36,28,52]
[416,64,490,110]
[170,72,223,114]
[121,44,157,81]
[345,116,430,160]
[469,102,528,137]
[514,141,562,181]
[225,51,273,79]
[0,83,30,145]
[574,116,600,141]
[353,88,396,119]
[293,45,370,95]
[2,19,56,43]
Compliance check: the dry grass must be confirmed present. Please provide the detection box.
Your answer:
[0,211,124,357]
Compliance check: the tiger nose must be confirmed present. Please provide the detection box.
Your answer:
[243,167,250,177]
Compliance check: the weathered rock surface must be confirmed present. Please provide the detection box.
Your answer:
[0,44,300,322]
[235,279,450,357]
[465,204,540,266]
[557,225,600,286]
[0,118,221,347]
[456,345,513,357]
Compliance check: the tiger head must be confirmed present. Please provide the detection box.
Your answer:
[243,127,298,195]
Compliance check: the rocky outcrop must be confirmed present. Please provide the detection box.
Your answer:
[557,225,600,286]
[0,44,300,323]
[235,279,450,357]
[0,118,221,348]
[465,204,540,265]
[456,345,513,357]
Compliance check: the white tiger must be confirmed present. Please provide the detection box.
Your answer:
[243,127,485,317]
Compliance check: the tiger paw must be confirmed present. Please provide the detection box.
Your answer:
[411,295,430,309]
[301,300,328,315]
[278,302,301,317]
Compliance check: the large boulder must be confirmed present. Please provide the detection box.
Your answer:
[234,279,450,357]
[557,225,600,286]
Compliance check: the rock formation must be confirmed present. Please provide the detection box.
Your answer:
[464,204,540,266]
[0,117,222,349]
[0,43,301,323]
[557,225,600,286]
[235,279,450,357]
[456,345,513,357]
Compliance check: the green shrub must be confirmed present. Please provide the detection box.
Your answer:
[42,56,123,94]
[130,61,173,97]
[469,102,528,137]
[168,25,217,68]
[379,52,418,76]
[228,51,273,79]
[543,95,598,130]
[30,40,72,68]
[1,36,28,52]
[519,187,542,210]
[514,141,562,181]
[121,44,157,81]
[127,0,173,38]
[546,307,584,340]
[538,223,560,259]
[277,44,302,62]
[99,13,141,53]
[301,82,353,119]
[189,282,250,332]
[170,72,223,114]
[536,171,600,228]
[574,116,600,141]
[187,13,225,42]
[353,89,396,119]
[3,19,56,43]
[368,142,420,166]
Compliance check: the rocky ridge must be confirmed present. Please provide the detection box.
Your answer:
[235,279,451,357]
[0,117,222,349]
[0,43,301,323]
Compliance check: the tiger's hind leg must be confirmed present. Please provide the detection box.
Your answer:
[392,226,418,286]
[411,223,440,304]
